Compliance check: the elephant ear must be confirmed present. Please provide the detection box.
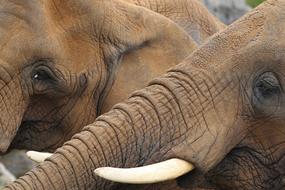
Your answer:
[100,1,197,113]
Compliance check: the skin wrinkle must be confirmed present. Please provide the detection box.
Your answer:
[66,138,92,185]
[130,98,158,165]
[57,146,84,189]
[71,144,92,188]
[117,95,166,164]
[44,160,67,189]
[106,118,127,167]
[149,79,190,142]
[150,78,205,156]
[113,105,142,166]
[137,88,167,151]
[133,108,148,165]
[168,76,204,136]
[113,108,141,166]
[143,90,173,152]
[169,70,233,134]
[128,93,164,154]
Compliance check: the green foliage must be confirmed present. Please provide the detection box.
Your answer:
[246,0,265,7]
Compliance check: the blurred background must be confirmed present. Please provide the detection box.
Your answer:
[202,0,264,24]
[0,0,265,188]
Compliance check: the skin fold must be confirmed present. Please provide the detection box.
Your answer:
[0,0,223,152]
[4,0,285,189]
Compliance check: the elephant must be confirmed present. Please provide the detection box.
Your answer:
[4,0,285,189]
[0,0,223,153]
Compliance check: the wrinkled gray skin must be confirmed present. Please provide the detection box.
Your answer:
[4,0,285,190]
[0,0,222,153]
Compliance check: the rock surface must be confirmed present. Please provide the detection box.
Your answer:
[202,0,252,24]
[0,150,37,188]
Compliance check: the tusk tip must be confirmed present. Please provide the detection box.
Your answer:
[26,151,53,162]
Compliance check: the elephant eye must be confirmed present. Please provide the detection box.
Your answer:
[31,65,58,94]
[32,66,55,82]
[33,70,51,81]
[252,72,282,116]
[255,74,280,98]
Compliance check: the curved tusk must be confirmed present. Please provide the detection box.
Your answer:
[94,158,194,184]
[26,151,53,162]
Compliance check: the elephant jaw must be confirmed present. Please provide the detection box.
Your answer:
[26,151,194,184]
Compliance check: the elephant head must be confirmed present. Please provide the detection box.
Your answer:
[5,0,285,189]
[0,0,223,153]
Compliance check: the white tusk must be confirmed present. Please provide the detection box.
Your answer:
[26,151,53,162]
[94,158,194,184]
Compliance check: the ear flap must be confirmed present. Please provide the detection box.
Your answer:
[100,1,197,113]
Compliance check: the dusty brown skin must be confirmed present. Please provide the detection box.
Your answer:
[4,0,285,189]
[0,0,222,152]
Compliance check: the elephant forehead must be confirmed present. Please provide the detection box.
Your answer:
[0,1,62,69]
[0,0,46,29]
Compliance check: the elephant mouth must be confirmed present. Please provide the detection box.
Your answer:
[10,119,62,151]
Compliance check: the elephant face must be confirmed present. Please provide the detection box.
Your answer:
[175,2,285,188]
[0,0,202,153]
[204,14,285,190]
